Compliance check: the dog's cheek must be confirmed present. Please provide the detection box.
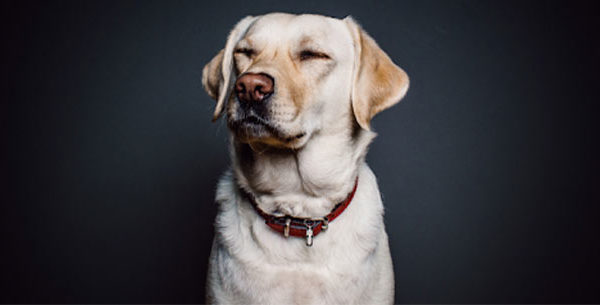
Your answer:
[274,69,307,113]
[315,60,337,83]
[286,62,333,113]
[302,61,337,106]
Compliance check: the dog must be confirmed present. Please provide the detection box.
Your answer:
[202,13,409,305]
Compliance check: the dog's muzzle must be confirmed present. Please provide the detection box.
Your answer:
[235,72,274,105]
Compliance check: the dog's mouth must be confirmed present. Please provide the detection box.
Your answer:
[228,113,306,147]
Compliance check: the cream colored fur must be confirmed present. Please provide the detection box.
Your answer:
[202,13,409,305]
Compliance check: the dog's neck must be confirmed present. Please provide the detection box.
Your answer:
[231,127,375,218]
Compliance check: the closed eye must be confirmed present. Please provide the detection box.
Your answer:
[299,50,330,61]
[234,48,255,57]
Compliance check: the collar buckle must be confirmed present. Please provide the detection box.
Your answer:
[321,217,329,231]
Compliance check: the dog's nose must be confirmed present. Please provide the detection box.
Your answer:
[235,73,274,103]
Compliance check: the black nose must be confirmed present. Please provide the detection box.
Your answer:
[234,73,274,104]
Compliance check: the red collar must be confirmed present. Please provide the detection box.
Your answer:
[241,177,358,247]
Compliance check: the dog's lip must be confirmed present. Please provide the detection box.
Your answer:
[230,113,276,132]
[241,114,271,127]
[229,114,306,143]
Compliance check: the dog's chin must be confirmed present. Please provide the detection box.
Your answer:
[228,117,308,150]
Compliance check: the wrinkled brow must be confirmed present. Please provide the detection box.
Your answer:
[235,39,254,49]
[297,36,329,52]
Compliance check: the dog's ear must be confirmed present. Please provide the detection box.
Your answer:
[202,16,257,121]
[344,16,410,130]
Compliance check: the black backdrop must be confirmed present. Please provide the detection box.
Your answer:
[3,0,599,303]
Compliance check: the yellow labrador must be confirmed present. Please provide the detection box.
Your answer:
[202,13,409,305]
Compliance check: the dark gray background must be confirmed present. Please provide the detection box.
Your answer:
[3,0,599,303]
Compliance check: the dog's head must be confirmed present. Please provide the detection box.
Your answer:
[202,13,409,149]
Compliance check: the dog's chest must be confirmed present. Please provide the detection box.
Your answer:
[209,167,391,304]
[222,250,376,305]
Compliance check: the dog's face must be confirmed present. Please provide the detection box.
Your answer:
[203,13,409,149]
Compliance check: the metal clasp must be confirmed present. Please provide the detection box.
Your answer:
[283,217,291,238]
[305,227,313,247]
[304,219,314,247]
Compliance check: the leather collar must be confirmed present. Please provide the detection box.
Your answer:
[241,177,358,247]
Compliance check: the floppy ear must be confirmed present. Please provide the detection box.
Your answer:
[202,16,257,121]
[344,17,410,130]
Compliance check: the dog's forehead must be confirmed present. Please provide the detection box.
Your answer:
[244,13,352,48]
